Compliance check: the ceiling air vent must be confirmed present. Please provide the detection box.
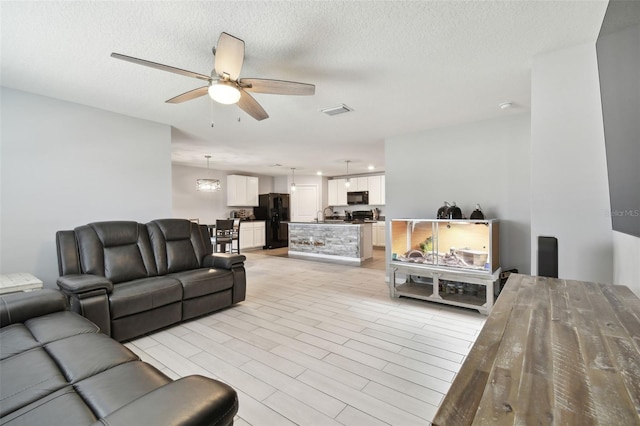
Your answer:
[321,104,353,116]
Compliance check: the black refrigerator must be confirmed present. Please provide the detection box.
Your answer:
[254,193,290,249]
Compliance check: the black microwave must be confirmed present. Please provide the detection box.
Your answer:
[347,191,368,205]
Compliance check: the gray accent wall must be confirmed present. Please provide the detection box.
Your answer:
[385,113,532,276]
[1,88,172,287]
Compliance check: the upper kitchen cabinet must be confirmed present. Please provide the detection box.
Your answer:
[354,177,369,191]
[227,175,259,206]
[368,175,385,205]
[328,178,347,206]
[328,175,385,206]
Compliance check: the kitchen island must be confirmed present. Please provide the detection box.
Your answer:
[288,222,373,264]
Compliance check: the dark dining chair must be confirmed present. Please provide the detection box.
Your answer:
[230,219,241,254]
[214,219,234,253]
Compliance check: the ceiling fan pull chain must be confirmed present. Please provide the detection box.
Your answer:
[214,99,219,127]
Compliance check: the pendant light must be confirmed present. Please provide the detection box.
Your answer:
[196,155,222,192]
[290,168,296,192]
[345,160,351,188]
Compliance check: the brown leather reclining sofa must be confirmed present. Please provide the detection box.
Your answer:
[56,218,246,342]
[0,289,238,425]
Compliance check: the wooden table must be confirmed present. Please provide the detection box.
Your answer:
[433,274,640,425]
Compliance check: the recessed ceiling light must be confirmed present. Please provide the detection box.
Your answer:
[317,171,322,176]
[368,165,375,170]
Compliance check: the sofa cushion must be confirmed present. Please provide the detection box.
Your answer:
[0,324,39,361]
[168,268,234,299]
[0,387,98,425]
[147,219,208,275]
[109,276,182,320]
[0,347,69,416]
[26,311,100,343]
[75,361,171,418]
[46,333,139,383]
[75,222,157,284]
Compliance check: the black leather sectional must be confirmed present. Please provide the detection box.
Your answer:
[56,219,246,342]
[0,289,238,425]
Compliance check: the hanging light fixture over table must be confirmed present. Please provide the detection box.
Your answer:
[290,168,296,191]
[196,155,222,192]
[345,160,351,187]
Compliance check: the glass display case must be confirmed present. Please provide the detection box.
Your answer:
[389,219,501,315]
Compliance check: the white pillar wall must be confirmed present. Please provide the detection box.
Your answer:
[530,42,613,284]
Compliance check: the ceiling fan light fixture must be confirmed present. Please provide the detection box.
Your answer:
[208,81,241,104]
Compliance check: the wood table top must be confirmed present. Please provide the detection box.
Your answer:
[433,273,640,425]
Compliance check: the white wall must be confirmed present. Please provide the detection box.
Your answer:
[171,164,274,224]
[385,113,531,275]
[530,42,613,283]
[1,88,172,287]
[613,231,640,294]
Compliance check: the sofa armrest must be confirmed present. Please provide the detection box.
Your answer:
[0,289,68,327]
[57,274,113,295]
[203,253,246,270]
[92,375,238,426]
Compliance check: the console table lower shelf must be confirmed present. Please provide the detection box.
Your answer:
[389,262,501,315]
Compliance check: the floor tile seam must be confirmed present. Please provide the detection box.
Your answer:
[360,327,471,355]
[381,362,452,392]
[418,320,480,337]
[145,335,203,360]
[224,340,305,376]
[267,346,371,391]
[261,390,345,425]
[374,318,477,343]
[351,342,456,380]
[296,370,426,425]
[242,360,346,416]
[342,339,459,379]
[397,346,466,369]
[255,329,330,359]
[274,318,350,345]
[237,313,306,337]
[190,352,278,402]
[341,334,404,355]
[360,382,438,422]
[299,336,391,370]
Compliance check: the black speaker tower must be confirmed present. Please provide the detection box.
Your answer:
[537,236,558,278]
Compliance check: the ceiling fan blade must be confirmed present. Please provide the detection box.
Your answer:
[238,89,269,121]
[214,32,244,81]
[111,53,211,81]
[166,86,209,104]
[240,78,315,96]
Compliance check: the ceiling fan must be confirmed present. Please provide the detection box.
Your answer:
[111,32,315,121]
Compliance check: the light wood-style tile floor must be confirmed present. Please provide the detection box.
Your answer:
[125,252,486,425]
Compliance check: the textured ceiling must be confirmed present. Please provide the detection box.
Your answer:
[1,1,608,177]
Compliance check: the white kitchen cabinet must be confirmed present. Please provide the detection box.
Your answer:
[227,175,259,207]
[373,221,386,246]
[239,221,265,249]
[368,175,383,205]
[253,221,265,248]
[246,176,259,206]
[354,177,369,191]
[328,178,348,206]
